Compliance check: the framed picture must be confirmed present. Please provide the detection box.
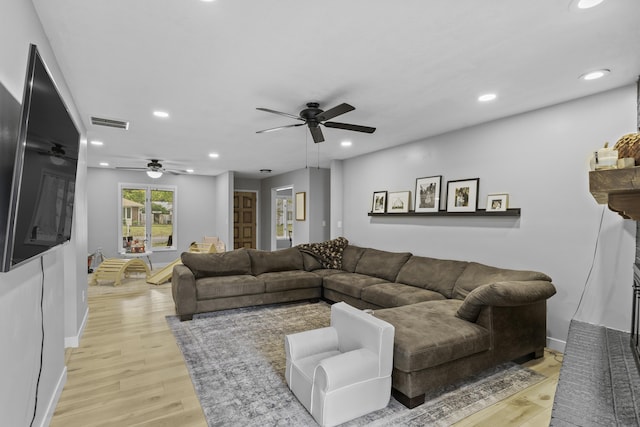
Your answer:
[371,191,387,213]
[387,191,411,213]
[446,178,479,212]
[486,193,509,212]
[414,175,441,213]
[295,192,306,221]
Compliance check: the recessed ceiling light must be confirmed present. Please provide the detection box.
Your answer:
[99,162,109,167]
[90,140,103,146]
[573,0,604,9]
[209,152,219,158]
[153,111,169,118]
[580,69,610,81]
[478,93,497,102]
[186,169,194,173]
[341,141,352,147]
[201,0,215,2]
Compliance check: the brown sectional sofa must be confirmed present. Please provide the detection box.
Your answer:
[171,242,556,408]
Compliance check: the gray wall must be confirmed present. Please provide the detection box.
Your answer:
[0,1,88,425]
[340,85,638,351]
[87,168,219,265]
[258,168,330,250]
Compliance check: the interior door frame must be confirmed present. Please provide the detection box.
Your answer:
[234,189,259,250]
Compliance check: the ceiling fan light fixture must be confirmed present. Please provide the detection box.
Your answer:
[146,170,163,179]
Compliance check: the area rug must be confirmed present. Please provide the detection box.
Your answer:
[167,301,545,426]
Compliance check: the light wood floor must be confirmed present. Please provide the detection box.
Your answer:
[51,277,562,426]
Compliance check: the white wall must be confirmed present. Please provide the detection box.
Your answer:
[341,85,638,350]
[0,1,88,425]
[215,171,234,251]
[87,168,219,265]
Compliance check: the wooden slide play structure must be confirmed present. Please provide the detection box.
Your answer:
[145,236,225,285]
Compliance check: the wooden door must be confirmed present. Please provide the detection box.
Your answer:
[234,191,257,249]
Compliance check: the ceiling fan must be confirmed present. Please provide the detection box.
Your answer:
[115,159,186,178]
[256,102,376,143]
[29,136,77,164]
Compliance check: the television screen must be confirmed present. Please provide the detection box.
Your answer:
[0,83,21,270]
[1,44,80,271]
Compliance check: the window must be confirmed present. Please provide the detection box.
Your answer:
[275,194,293,240]
[119,184,176,252]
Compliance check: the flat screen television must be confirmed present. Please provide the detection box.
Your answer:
[1,44,80,272]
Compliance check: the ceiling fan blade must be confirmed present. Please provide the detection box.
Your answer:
[115,166,148,171]
[256,123,305,134]
[324,121,376,134]
[315,103,354,122]
[256,107,303,121]
[309,125,325,143]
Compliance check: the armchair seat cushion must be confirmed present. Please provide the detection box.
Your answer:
[375,300,490,372]
[323,273,389,299]
[362,282,446,308]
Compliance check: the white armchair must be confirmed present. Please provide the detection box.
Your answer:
[285,302,395,426]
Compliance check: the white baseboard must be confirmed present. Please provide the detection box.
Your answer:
[64,306,88,348]
[40,366,67,427]
[547,336,566,354]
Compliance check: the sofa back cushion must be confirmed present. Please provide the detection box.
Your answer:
[342,245,366,272]
[355,248,412,282]
[395,256,468,298]
[452,262,552,300]
[249,247,304,275]
[181,249,252,279]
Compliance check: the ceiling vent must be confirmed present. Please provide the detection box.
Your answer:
[90,116,130,130]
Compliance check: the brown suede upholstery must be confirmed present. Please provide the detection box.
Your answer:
[355,248,412,282]
[452,261,552,300]
[361,282,446,307]
[395,256,468,298]
[171,240,555,408]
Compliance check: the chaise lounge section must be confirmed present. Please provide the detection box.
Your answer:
[171,239,556,407]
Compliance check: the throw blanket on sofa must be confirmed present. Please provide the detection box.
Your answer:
[298,237,349,269]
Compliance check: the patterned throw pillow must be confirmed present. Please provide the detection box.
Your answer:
[297,237,349,269]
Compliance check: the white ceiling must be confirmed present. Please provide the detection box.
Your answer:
[31,0,640,179]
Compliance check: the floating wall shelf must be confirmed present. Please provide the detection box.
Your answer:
[368,208,521,217]
[589,166,640,221]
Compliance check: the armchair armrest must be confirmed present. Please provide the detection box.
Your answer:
[456,280,556,322]
[313,348,379,393]
[285,327,338,362]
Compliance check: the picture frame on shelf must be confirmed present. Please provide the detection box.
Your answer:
[387,191,411,213]
[414,175,441,213]
[371,191,387,213]
[295,192,306,221]
[446,178,479,212]
[486,193,509,212]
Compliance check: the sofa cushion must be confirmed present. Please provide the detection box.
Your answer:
[355,248,412,282]
[342,245,366,272]
[249,247,304,275]
[181,249,251,279]
[195,275,264,300]
[301,252,323,271]
[456,280,557,322]
[310,269,344,278]
[374,300,491,372]
[323,273,389,299]
[361,282,446,308]
[258,270,323,293]
[395,256,468,298]
[452,262,552,300]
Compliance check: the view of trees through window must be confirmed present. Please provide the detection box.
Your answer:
[120,185,175,251]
